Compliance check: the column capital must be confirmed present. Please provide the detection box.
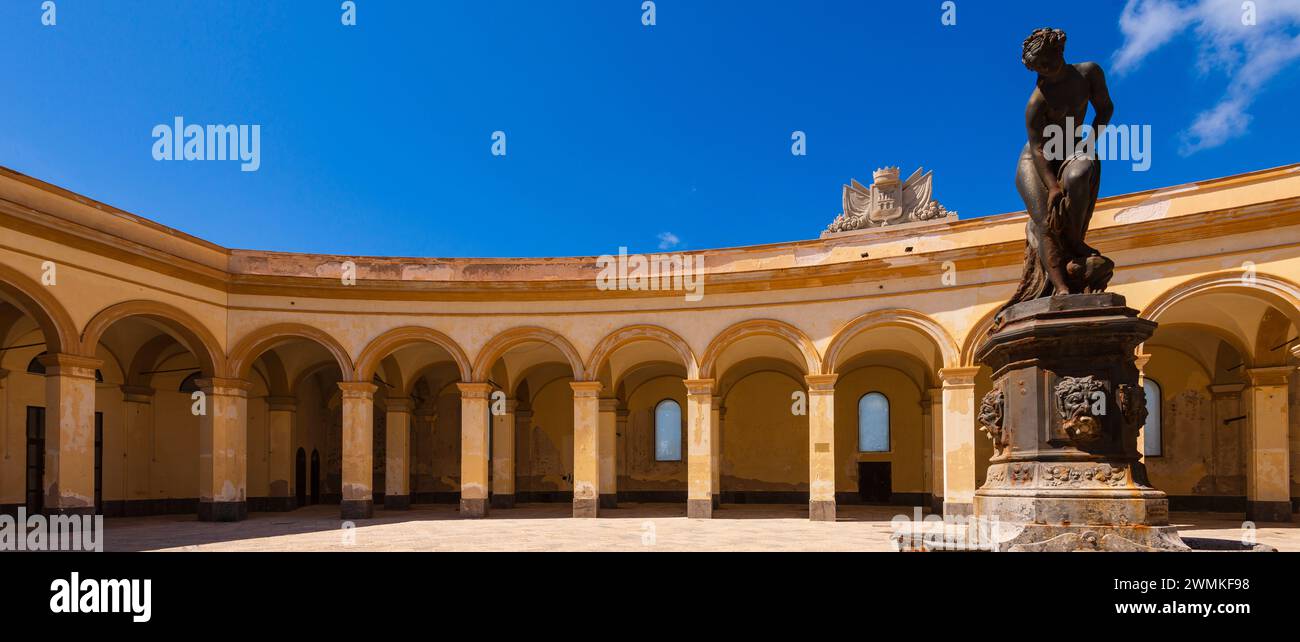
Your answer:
[615,408,629,421]
[683,378,716,396]
[598,397,620,412]
[804,374,838,392]
[38,353,103,378]
[265,396,298,412]
[385,397,413,413]
[515,409,533,421]
[1134,352,1152,371]
[196,377,252,397]
[338,381,378,399]
[938,367,981,387]
[1290,343,1300,360]
[503,399,519,413]
[457,382,493,398]
[570,381,603,398]
[1247,366,1293,387]
[1208,383,1247,399]
[413,407,438,421]
[120,385,156,404]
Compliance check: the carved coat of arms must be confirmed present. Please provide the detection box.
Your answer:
[826,167,956,233]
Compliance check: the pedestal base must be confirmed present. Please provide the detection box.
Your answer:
[460,497,488,518]
[340,499,372,520]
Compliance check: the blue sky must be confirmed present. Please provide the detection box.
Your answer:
[2,0,1298,257]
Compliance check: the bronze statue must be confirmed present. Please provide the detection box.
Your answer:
[1000,28,1115,318]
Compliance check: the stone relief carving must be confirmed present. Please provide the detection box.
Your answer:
[1041,463,1128,488]
[1055,375,1107,447]
[978,386,1008,456]
[1115,382,1147,429]
[826,166,956,233]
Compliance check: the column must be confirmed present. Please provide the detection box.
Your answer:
[491,399,517,509]
[598,397,618,509]
[120,385,155,510]
[338,381,376,519]
[515,408,533,498]
[1245,366,1293,522]
[939,367,980,517]
[1208,383,1246,496]
[458,383,492,518]
[384,396,412,510]
[412,406,437,501]
[711,395,722,509]
[1134,352,1151,458]
[38,354,101,515]
[196,377,250,522]
[685,379,715,518]
[264,396,296,511]
[925,389,946,514]
[615,408,629,487]
[570,381,603,518]
[805,374,838,522]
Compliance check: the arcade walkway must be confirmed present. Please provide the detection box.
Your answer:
[100,504,1300,552]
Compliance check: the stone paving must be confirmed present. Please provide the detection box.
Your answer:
[98,503,1300,552]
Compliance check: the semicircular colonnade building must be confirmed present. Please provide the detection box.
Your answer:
[1,163,1298,524]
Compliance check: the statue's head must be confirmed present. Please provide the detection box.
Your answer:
[1022,27,1067,75]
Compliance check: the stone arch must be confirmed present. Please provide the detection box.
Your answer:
[0,262,80,354]
[1141,271,1300,364]
[81,300,226,377]
[699,319,821,379]
[471,326,585,382]
[1143,271,1300,329]
[355,326,472,384]
[824,309,960,374]
[228,323,354,382]
[584,324,699,382]
[959,307,1003,368]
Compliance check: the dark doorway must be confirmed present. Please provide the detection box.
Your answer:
[310,450,321,505]
[295,448,307,508]
[857,462,892,504]
[25,406,45,513]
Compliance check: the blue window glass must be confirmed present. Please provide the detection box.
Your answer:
[1143,379,1162,457]
[858,392,890,452]
[654,399,682,462]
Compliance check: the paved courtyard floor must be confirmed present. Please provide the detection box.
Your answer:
[100,503,1300,552]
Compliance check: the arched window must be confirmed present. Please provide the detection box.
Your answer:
[858,392,890,452]
[1143,378,1162,457]
[654,399,682,462]
[179,371,201,393]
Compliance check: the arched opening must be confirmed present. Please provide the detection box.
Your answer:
[77,302,226,518]
[702,321,821,511]
[824,311,955,511]
[355,327,471,510]
[474,327,584,511]
[586,325,697,511]
[229,324,353,513]
[1142,277,1300,520]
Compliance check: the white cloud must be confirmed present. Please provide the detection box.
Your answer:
[657,232,680,250]
[1113,0,1300,154]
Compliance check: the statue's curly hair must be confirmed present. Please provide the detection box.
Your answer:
[1022,27,1066,70]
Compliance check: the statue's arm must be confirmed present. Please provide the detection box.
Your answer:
[1025,92,1060,196]
[1082,62,1114,137]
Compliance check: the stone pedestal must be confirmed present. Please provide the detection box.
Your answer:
[973,294,1189,551]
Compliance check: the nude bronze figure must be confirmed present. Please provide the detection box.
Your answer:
[1000,28,1115,318]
